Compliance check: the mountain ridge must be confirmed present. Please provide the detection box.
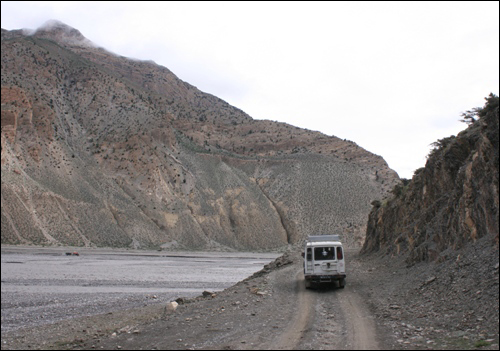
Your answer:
[1,21,399,250]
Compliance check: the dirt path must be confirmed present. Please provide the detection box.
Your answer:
[3,244,498,350]
[267,269,316,350]
[1,251,385,350]
[266,266,379,350]
[339,288,380,350]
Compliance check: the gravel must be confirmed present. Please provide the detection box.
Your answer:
[0,246,279,334]
[1,239,498,350]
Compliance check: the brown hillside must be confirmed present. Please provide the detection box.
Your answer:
[362,94,499,263]
[1,22,398,250]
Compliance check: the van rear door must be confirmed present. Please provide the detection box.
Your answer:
[313,246,338,275]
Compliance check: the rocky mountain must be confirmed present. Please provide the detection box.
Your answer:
[362,94,499,265]
[1,21,398,251]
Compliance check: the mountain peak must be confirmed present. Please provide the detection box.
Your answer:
[33,19,95,47]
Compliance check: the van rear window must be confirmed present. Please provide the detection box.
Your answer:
[314,247,335,261]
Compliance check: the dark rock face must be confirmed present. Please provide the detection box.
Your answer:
[362,95,499,265]
[1,22,398,250]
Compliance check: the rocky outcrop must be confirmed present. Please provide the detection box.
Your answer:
[1,22,398,250]
[362,94,499,264]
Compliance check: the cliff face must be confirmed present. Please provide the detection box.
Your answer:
[362,95,499,264]
[1,22,398,250]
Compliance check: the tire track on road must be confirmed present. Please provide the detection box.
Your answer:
[268,268,316,350]
[338,289,380,350]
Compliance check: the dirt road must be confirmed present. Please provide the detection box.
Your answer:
[267,253,381,350]
[267,269,315,350]
[3,245,498,350]
[265,268,379,350]
[86,250,384,350]
[1,249,387,350]
[338,277,380,350]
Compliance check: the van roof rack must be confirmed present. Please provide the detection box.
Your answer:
[307,235,341,242]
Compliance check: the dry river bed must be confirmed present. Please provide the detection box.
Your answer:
[1,244,498,350]
[1,246,279,336]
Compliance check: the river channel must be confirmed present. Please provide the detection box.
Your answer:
[1,246,280,332]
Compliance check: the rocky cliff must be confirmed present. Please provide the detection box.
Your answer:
[1,21,398,251]
[362,94,499,264]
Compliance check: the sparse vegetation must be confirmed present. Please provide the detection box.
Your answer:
[364,94,499,265]
[1,24,398,251]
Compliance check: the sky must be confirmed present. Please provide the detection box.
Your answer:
[1,1,499,179]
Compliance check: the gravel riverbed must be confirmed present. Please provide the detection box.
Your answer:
[1,246,279,334]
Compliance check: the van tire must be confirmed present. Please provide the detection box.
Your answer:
[339,278,346,289]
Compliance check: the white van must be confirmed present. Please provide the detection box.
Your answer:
[302,235,346,289]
